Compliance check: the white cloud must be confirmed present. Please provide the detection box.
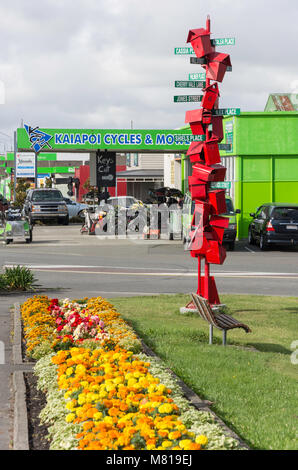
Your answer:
[0,0,296,135]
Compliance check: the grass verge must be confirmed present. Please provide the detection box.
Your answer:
[110,294,298,450]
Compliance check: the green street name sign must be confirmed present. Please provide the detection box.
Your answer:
[210,181,231,189]
[175,80,205,88]
[17,128,206,153]
[174,95,203,103]
[175,39,235,54]
[189,72,206,81]
[211,38,235,46]
[212,108,240,116]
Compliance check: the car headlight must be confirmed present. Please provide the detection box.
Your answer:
[229,223,237,230]
[58,204,67,212]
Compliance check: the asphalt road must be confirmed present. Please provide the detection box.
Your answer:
[1,225,298,299]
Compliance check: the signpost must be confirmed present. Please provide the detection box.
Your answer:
[176,16,240,311]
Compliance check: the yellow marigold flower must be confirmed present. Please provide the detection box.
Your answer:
[179,439,192,450]
[195,435,208,447]
[161,440,172,448]
[94,412,103,421]
[158,403,173,414]
[66,367,74,376]
[65,413,75,423]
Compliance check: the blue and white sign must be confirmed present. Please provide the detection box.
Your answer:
[24,124,53,153]
[16,152,36,178]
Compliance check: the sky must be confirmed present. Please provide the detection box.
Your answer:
[0,0,297,150]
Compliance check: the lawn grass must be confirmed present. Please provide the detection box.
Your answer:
[109,294,298,450]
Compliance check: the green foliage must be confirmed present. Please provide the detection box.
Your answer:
[2,265,38,291]
[8,178,31,208]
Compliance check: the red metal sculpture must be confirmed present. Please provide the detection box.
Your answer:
[185,16,231,308]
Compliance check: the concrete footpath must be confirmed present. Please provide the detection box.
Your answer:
[0,293,34,450]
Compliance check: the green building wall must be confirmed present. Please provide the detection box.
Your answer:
[181,112,298,240]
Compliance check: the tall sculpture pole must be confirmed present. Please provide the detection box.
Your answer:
[184,15,233,307]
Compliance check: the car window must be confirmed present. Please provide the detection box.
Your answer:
[32,190,63,202]
[271,207,298,220]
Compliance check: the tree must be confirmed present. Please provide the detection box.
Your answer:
[8,178,31,208]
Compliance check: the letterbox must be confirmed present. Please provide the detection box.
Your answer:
[211,115,224,142]
[191,201,211,227]
[192,163,226,182]
[208,190,227,214]
[206,240,226,265]
[189,182,208,200]
[209,215,229,229]
[185,109,205,135]
[187,141,204,163]
[210,225,225,244]
[203,139,221,165]
[187,28,213,58]
[201,83,220,110]
[206,52,232,82]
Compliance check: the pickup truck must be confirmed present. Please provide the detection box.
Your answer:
[22,188,69,225]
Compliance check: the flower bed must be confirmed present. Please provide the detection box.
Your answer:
[21,295,240,451]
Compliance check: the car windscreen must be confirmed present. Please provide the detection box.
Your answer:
[271,207,298,221]
[32,190,63,202]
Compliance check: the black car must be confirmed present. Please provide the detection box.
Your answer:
[248,203,298,250]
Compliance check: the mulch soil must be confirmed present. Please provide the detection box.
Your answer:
[24,372,50,450]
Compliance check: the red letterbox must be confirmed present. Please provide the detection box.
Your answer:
[201,83,220,110]
[187,28,213,58]
[192,163,226,182]
[211,115,224,142]
[206,240,226,265]
[209,215,229,229]
[185,109,205,135]
[189,182,208,200]
[210,225,225,244]
[208,189,227,214]
[203,139,221,165]
[187,141,204,163]
[191,201,211,227]
[206,52,232,82]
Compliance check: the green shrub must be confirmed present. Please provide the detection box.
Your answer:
[3,265,38,291]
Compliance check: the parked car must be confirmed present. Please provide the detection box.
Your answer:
[63,198,88,219]
[182,193,240,250]
[22,188,69,225]
[248,203,298,250]
[99,196,142,209]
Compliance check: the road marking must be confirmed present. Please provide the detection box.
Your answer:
[245,246,255,253]
[3,265,298,279]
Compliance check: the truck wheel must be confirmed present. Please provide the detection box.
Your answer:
[5,239,12,245]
